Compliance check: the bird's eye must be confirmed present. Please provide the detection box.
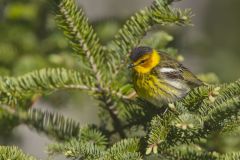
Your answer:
[140,59,146,64]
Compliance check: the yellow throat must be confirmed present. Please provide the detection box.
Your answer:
[134,50,160,74]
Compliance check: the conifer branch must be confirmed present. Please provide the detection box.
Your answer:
[53,0,107,83]
[1,0,240,159]
[220,152,240,160]
[1,107,81,140]
[53,0,130,132]
[219,118,240,136]
[0,146,36,160]
[48,137,141,160]
[0,68,93,106]
[80,126,108,147]
[177,79,240,114]
[1,105,109,144]
[145,146,217,160]
[0,68,132,106]
[201,96,240,135]
[23,109,81,140]
[99,138,142,160]
[198,79,240,116]
[48,139,104,159]
[121,99,165,129]
[145,80,240,154]
[98,92,126,138]
[48,127,107,159]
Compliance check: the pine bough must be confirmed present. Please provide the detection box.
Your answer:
[0,0,239,159]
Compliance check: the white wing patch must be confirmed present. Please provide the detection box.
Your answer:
[167,80,185,89]
[160,67,177,73]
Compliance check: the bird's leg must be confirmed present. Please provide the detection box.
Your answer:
[162,107,169,115]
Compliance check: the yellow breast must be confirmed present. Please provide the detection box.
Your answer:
[133,73,171,105]
[132,70,188,105]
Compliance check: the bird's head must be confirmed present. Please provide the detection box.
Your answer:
[128,46,160,73]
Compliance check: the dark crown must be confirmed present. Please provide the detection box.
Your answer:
[130,46,153,62]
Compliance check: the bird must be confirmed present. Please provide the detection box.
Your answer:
[128,46,203,106]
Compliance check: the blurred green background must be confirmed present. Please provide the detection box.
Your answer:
[0,0,240,159]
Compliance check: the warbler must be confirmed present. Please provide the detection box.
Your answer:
[128,46,202,106]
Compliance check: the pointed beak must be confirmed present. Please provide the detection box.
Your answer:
[128,63,135,69]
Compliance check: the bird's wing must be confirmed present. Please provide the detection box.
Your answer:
[156,52,203,87]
